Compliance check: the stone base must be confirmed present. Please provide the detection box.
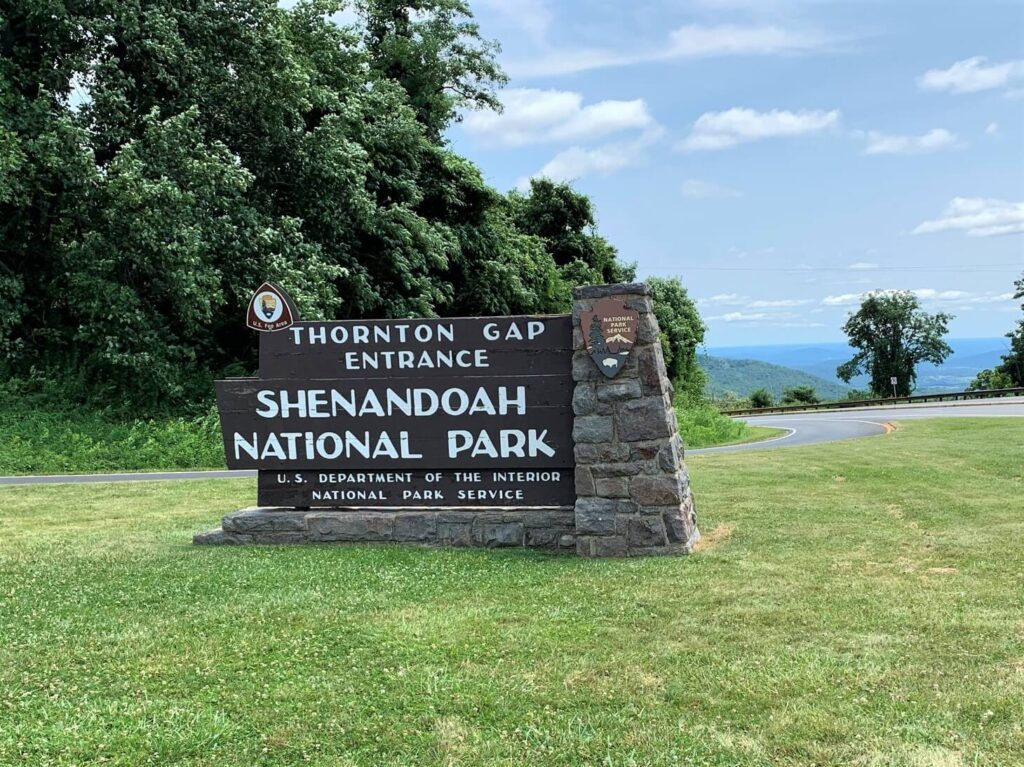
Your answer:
[194,507,576,550]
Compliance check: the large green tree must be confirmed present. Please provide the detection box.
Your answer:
[0,0,625,411]
[837,290,953,397]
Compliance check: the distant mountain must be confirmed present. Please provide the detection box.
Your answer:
[699,355,851,401]
[705,338,1010,393]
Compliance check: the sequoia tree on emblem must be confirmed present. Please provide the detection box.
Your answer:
[580,298,639,378]
[246,282,298,332]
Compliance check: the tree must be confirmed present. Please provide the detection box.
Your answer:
[508,179,635,287]
[782,386,820,405]
[0,0,633,412]
[967,368,1013,392]
[837,291,953,397]
[749,388,773,409]
[648,277,706,400]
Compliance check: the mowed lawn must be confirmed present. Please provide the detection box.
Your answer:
[1,420,1021,766]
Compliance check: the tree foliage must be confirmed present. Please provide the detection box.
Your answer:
[837,291,953,397]
[781,386,820,405]
[0,0,663,412]
[975,272,1024,388]
[749,388,773,409]
[647,277,705,400]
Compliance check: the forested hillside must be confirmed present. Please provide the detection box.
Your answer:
[700,355,851,401]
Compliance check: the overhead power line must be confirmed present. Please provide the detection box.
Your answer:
[643,263,1022,273]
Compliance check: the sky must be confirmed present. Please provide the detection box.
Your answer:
[444,0,1024,346]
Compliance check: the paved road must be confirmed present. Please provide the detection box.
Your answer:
[688,396,1024,455]
[2,398,1021,484]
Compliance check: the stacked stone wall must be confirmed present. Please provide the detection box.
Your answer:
[571,283,699,557]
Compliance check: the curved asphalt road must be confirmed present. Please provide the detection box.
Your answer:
[688,396,1024,455]
[1,398,1021,484]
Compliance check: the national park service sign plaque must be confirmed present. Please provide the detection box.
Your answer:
[581,298,639,379]
[196,281,698,557]
[246,282,297,333]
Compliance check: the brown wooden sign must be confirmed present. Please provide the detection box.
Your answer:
[581,298,639,379]
[216,313,574,507]
[246,282,297,332]
[259,316,571,379]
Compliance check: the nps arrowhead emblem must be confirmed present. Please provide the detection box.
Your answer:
[246,282,298,332]
[581,298,639,379]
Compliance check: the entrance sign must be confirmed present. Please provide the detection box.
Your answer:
[580,298,638,378]
[198,282,699,558]
[216,315,574,506]
[246,282,297,332]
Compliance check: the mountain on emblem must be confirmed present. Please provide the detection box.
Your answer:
[246,282,298,332]
[580,298,639,379]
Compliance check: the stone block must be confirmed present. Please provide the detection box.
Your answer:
[662,508,693,544]
[629,440,663,461]
[573,415,614,443]
[572,382,598,416]
[637,313,660,344]
[635,345,665,393]
[627,516,668,548]
[589,462,642,478]
[572,352,600,381]
[559,534,577,549]
[595,476,629,498]
[575,497,619,535]
[577,534,629,558]
[222,509,306,534]
[615,396,672,442]
[473,521,524,548]
[525,527,568,548]
[596,378,642,402]
[436,519,473,547]
[520,510,574,528]
[307,512,394,542]
[658,440,681,472]
[630,475,684,506]
[575,466,595,496]
[394,513,437,542]
[574,282,650,299]
[575,443,631,464]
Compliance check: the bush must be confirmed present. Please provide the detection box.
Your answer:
[749,388,774,409]
[0,404,224,474]
[782,386,821,405]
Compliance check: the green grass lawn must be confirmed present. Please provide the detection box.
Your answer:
[1,418,1021,766]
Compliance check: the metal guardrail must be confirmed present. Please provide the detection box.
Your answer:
[721,387,1024,417]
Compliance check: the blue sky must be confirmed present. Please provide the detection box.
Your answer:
[445,0,1024,346]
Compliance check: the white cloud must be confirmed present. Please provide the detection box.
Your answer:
[678,108,840,151]
[746,298,814,308]
[699,293,746,305]
[912,197,1024,237]
[822,293,864,306]
[917,57,1024,94]
[861,128,959,155]
[822,288,1017,308]
[463,88,655,147]
[847,262,878,270]
[524,128,663,185]
[666,24,826,57]
[985,122,1000,136]
[681,179,741,199]
[505,24,831,78]
[709,311,772,322]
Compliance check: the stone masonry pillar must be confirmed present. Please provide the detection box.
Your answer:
[571,283,700,557]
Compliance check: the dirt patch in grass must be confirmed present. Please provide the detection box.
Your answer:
[693,522,736,552]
